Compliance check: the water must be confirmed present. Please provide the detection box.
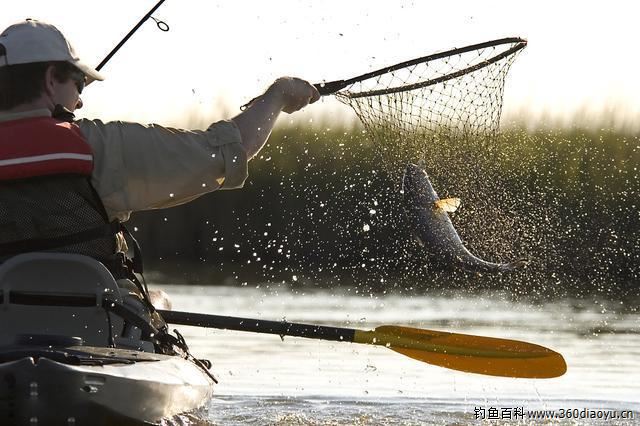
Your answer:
[158,284,640,425]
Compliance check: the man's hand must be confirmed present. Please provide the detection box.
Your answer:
[233,76,321,159]
[267,77,321,114]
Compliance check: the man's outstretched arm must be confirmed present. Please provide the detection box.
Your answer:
[232,77,320,159]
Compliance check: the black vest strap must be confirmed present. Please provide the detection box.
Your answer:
[0,220,121,257]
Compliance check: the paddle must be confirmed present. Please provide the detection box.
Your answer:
[158,310,566,379]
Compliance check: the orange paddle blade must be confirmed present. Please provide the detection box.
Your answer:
[354,325,566,378]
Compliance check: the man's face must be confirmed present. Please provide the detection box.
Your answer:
[49,67,84,111]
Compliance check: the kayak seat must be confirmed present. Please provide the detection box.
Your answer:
[0,252,126,347]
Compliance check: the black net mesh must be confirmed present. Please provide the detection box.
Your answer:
[335,38,526,174]
[331,39,527,274]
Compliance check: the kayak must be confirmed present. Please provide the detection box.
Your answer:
[0,345,214,425]
[0,252,215,425]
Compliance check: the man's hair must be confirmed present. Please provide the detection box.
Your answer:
[0,61,77,110]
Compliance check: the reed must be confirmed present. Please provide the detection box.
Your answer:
[129,116,638,298]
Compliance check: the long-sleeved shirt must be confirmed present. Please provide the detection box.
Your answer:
[0,109,249,222]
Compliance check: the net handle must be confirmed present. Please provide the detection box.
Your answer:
[314,37,527,96]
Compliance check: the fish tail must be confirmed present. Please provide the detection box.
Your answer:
[499,258,529,272]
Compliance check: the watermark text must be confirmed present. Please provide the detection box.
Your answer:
[474,406,635,421]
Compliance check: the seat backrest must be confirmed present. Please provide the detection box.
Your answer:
[0,252,124,347]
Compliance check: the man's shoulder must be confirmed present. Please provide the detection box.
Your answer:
[76,118,149,134]
[75,118,126,143]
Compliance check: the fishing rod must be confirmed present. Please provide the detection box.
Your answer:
[52,1,169,122]
[95,0,169,72]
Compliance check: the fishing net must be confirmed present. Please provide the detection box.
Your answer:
[332,38,526,173]
[327,38,529,276]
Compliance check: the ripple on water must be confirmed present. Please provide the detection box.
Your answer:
[156,285,640,425]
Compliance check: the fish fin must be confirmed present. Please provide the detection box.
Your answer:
[434,198,461,212]
[413,234,425,247]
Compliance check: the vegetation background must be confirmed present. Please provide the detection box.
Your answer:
[128,116,639,300]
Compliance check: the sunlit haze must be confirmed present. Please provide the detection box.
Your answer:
[4,1,640,129]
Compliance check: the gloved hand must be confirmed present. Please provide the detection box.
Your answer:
[266,77,321,114]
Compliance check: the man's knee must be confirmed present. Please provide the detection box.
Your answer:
[116,279,173,310]
[148,290,173,310]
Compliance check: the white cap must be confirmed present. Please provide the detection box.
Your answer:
[0,19,104,83]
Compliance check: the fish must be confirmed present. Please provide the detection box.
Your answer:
[401,162,527,273]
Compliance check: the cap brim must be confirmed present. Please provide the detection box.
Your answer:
[72,60,104,85]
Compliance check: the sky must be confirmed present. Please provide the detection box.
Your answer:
[3,0,640,129]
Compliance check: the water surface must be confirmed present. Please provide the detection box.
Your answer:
[158,284,640,425]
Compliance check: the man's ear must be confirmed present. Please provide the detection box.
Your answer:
[43,65,57,97]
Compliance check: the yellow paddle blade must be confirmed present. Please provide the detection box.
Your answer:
[353,326,566,379]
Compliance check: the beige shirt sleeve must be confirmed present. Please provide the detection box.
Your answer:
[77,118,248,222]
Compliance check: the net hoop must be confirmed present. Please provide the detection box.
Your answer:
[335,37,526,99]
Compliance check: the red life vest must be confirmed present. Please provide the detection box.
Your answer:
[0,112,145,292]
[0,115,121,266]
[0,116,93,180]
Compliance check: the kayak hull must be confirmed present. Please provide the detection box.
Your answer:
[0,345,215,425]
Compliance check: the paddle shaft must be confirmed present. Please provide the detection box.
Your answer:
[158,310,567,378]
[159,310,355,343]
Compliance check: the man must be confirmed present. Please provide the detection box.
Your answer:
[0,19,320,308]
